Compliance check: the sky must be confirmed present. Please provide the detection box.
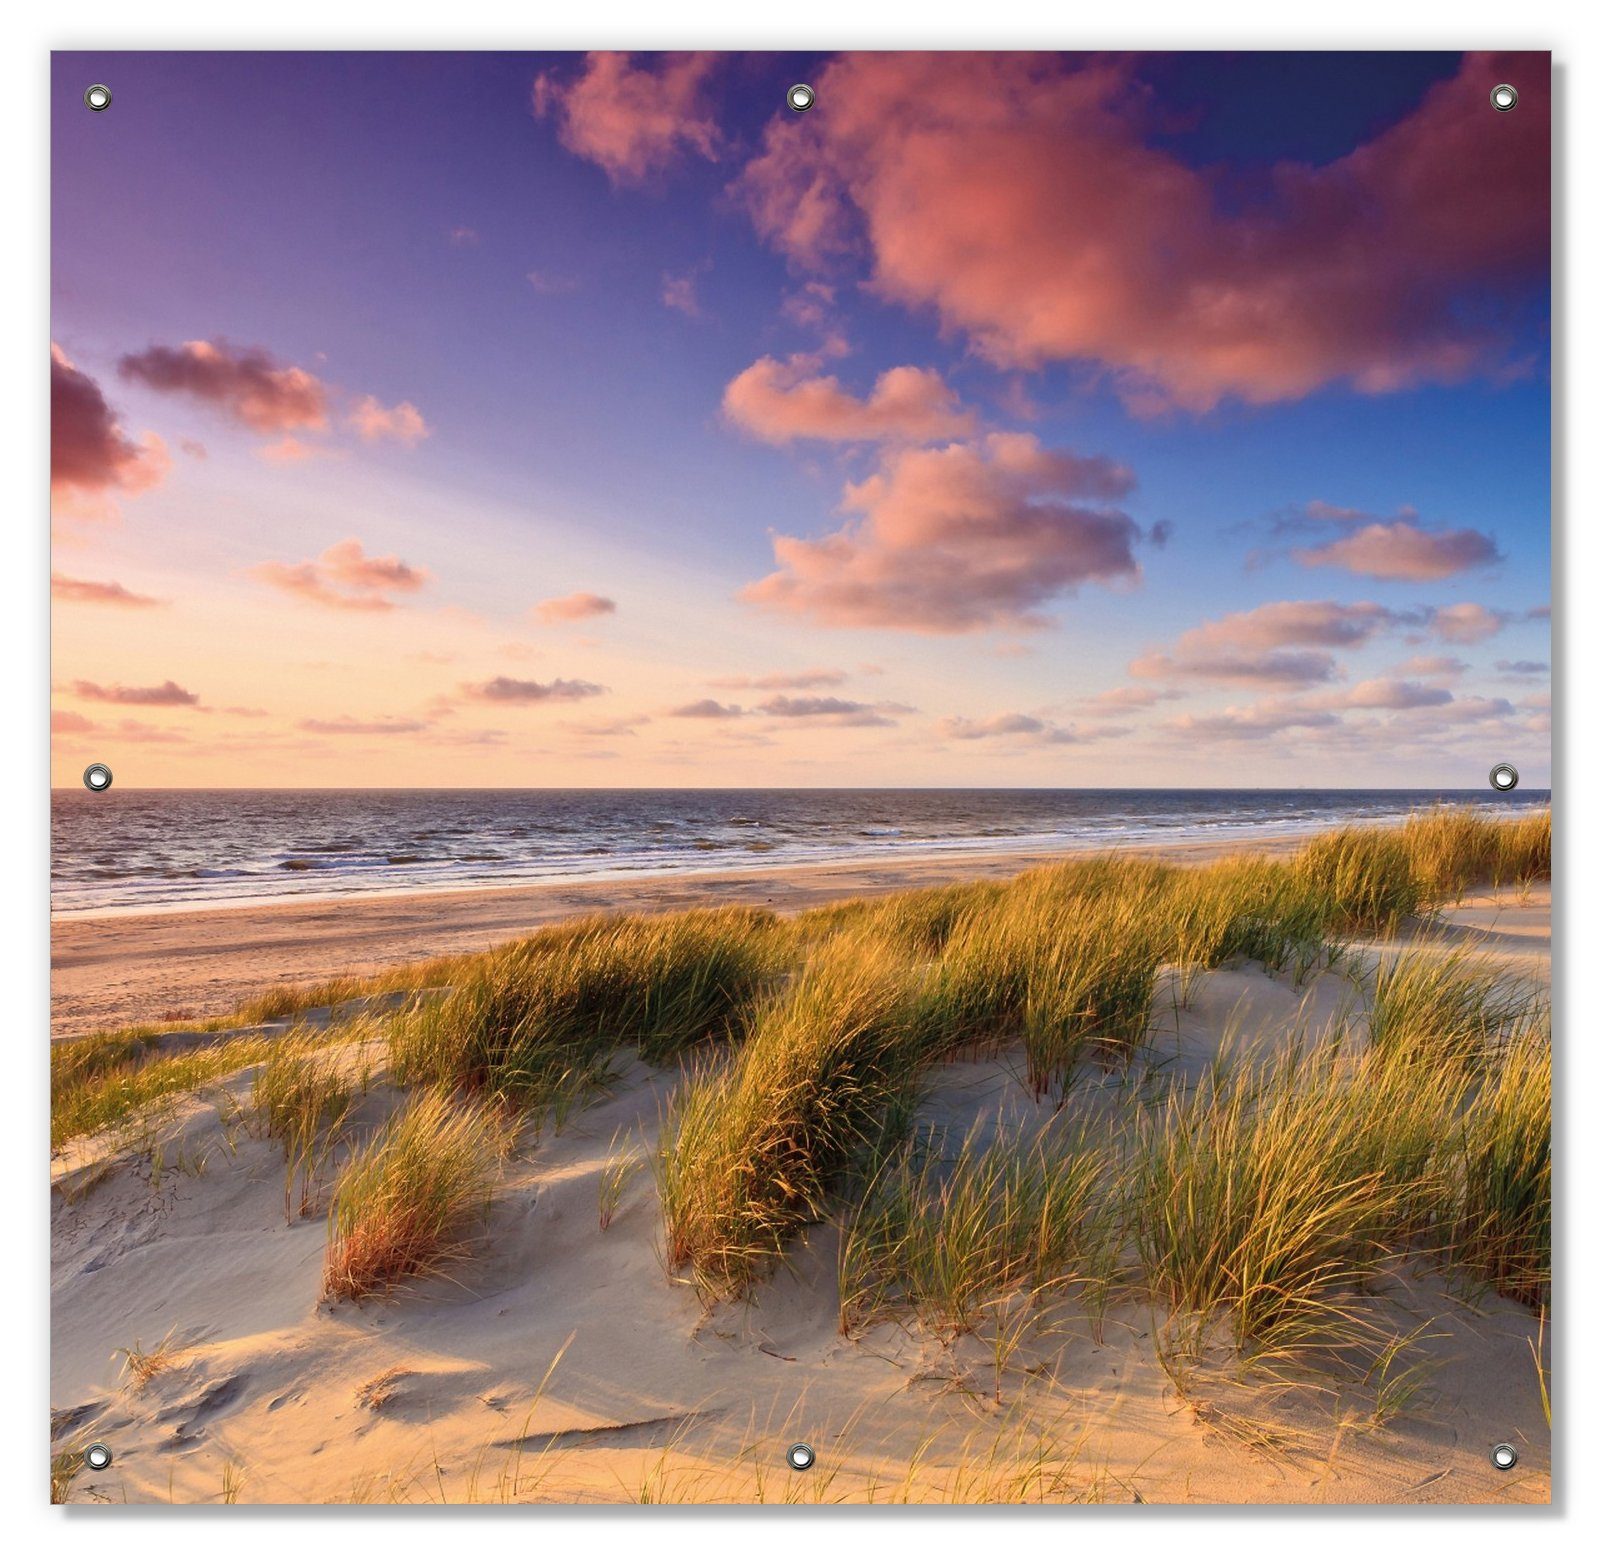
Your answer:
[49,50,1551,789]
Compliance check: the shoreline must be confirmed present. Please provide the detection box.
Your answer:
[51,830,1311,1040]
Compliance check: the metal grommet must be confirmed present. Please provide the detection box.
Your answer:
[1491,1442,1518,1470]
[1489,762,1519,793]
[786,83,815,113]
[786,1441,815,1472]
[84,84,113,112]
[83,763,113,793]
[84,1442,113,1471]
[1491,83,1518,113]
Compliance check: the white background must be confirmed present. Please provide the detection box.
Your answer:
[3,1,1595,1548]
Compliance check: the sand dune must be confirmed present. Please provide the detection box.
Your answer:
[50,887,1551,1505]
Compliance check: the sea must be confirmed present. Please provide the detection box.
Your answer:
[50,788,1551,918]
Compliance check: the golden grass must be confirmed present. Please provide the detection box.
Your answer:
[323,1090,508,1300]
[659,935,928,1296]
[839,1120,1110,1337]
[253,1028,372,1218]
[1454,1018,1551,1305]
[51,1034,274,1152]
[388,906,784,1115]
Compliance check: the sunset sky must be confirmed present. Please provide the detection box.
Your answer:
[50,50,1551,788]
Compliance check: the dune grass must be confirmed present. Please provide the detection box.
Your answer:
[1453,1020,1551,1305]
[1293,826,1423,933]
[839,1121,1111,1337]
[659,935,931,1296]
[921,862,1170,1097]
[253,1028,374,1218]
[323,1089,508,1300]
[388,906,784,1117]
[51,1034,275,1152]
[1402,806,1551,901]
[1126,1039,1464,1362]
[1366,943,1542,1071]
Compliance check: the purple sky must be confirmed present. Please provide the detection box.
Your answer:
[50,51,1550,787]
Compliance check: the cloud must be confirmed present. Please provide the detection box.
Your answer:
[347,396,430,445]
[72,678,199,706]
[1495,659,1549,675]
[533,52,720,185]
[734,52,1548,412]
[119,339,328,432]
[447,226,479,246]
[708,668,848,691]
[937,711,1130,745]
[1130,599,1402,687]
[1416,694,1517,724]
[299,716,430,735]
[106,719,191,745]
[1303,678,1454,711]
[1166,702,1343,741]
[51,710,95,734]
[535,592,616,623]
[51,573,166,607]
[757,694,909,727]
[463,676,606,703]
[723,355,975,445]
[1430,602,1506,644]
[741,433,1141,633]
[1291,509,1501,580]
[253,538,429,611]
[1131,648,1339,688]
[1394,653,1467,679]
[563,715,651,737]
[50,344,167,514]
[1077,685,1182,711]
[668,698,744,719]
[662,270,701,317]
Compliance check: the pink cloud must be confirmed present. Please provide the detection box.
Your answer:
[50,344,167,516]
[71,678,199,707]
[662,271,701,317]
[51,710,95,734]
[1394,653,1468,679]
[1430,602,1506,644]
[709,668,847,691]
[1130,599,1402,688]
[348,396,430,446]
[51,573,166,608]
[463,676,606,703]
[1294,520,1501,580]
[1131,648,1338,689]
[253,538,429,611]
[533,53,720,185]
[742,432,1140,633]
[299,716,429,735]
[723,356,975,445]
[1302,678,1454,711]
[937,711,1128,745]
[1077,685,1182,711]
[119,338,329,433]
[669,699,744,719]
[735,52,1548,411]
[535,592,617,623]
[1166,701,1342,741]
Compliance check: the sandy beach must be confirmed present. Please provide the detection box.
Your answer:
[50,875,1552,1505]
[51,833,1311,1040]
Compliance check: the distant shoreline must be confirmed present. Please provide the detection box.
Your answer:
[50,828,1315,1040]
